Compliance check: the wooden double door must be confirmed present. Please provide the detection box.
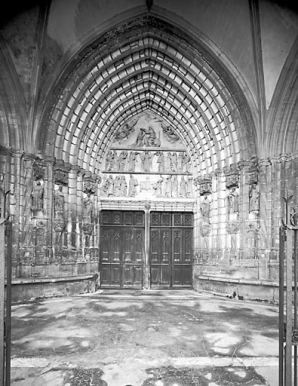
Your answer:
[100,210,193,289]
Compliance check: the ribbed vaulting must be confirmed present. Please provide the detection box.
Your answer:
[42,16,256,176]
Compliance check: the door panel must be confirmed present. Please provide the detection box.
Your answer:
[100,210,144,288]
[150,212,193,289]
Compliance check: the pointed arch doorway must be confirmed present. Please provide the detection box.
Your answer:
[100,210,193,289]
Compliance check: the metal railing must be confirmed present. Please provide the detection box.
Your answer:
[0,186,11,385]
[279,196,298,386]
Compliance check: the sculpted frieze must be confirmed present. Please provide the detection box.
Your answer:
[100,174,194,199]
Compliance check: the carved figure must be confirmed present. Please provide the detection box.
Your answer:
[114,176,122,196]
[177,152,184,173]
[153,177,163,197]
[114,123,135,143]
[165,152,172,172]
[156,151,165,173]
[227,187,239,214]
[165,176,172,198]
[179,176,187,197]
[31,180,44,210]
[83,192,93,218]
[200,195,211,218]
[172,175,178,197]
[100,177,109,196]
[170,152,178,172]
[182,152,191,173]
[105,150,117,171]
[107,175,114,196]
[118,151,128,171]
[140,151,153,172]
[135,127,160,147]
[162,124,181,143]
[146,126,161,147]
[249,183,259,213]
[128,175,138,197]
[186,177,193,198]
[120,176,127,196]
[54,185,64,213]
[128,151,139,172]
[135,128,146,147]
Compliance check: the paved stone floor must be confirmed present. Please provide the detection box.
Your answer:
[10,289,279,385]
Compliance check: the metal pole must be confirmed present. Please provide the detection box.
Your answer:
[285,227,293,386]
[0,221,4,385]
[294,229,297,386]
[5,221,12,386]
[280,226,285,386]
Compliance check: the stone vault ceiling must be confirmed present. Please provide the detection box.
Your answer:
[42,16,257,176]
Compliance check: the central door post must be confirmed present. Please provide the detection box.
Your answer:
[143,202,151,289]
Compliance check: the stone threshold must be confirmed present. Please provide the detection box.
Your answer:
[11,356,279,369]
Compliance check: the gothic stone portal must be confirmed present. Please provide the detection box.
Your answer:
[100,211,193,289]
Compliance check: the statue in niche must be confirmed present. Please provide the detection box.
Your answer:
[227,187,239,214]
[128,151,139,172]
[105,150,117,172]
[182,152,191,174]
[161,123,181,143]
[54,185,64,214]
[128,175,138,197]
[118,150,128,171]
[249,183,259,213]
[83,192,93,219]
[107,175,114,196]
[200,195,211,218]
[170,152,178,172]
[179,176,187,197]
[172,175,178,197]
[186,177,193,198]
[140,151,153,172]
[31,180,44,211]
[156,151,165,173]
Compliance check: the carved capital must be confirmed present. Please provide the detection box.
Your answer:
[194,175,212,195]
[224,164,239,188]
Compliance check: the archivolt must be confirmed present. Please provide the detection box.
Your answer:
[40,15,257,176]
